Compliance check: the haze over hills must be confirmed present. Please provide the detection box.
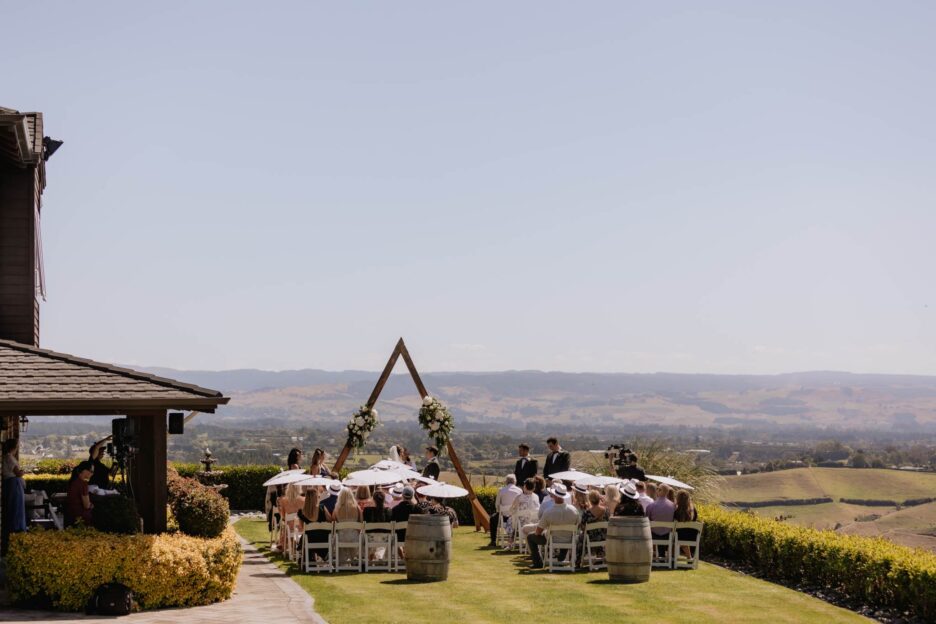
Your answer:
[141,367,936,432]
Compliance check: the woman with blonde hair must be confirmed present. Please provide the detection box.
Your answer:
[604,483,621,511]
[334,488,363,565]
[276,483,305,552]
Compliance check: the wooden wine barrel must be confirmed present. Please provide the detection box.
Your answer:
[606,516,652,583]
[405,514,452,582]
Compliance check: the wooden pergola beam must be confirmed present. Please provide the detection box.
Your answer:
[332,338,490,531]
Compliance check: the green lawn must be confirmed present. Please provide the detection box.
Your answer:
[234,519,868,624]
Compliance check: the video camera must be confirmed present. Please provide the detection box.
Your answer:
[110,417,138,468]
[605,444,633,467]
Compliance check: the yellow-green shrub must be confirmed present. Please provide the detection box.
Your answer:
[6,526,241,611]
[699,504,936,620]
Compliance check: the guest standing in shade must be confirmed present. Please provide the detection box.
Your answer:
[2,439,27,538]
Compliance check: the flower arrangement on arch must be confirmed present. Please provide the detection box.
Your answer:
[418,395,454,449]
[346,405,378,450]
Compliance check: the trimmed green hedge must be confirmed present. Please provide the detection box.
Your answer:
[447,486,497,525]
[23,474,70,497]
[700,504,936,620]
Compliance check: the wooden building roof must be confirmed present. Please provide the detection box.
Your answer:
[0,338,229,415]
[0,106,44,167]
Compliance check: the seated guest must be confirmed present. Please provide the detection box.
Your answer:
[612,482,645,517]
[277,483,305,551]
[333,488,363,564]
[385,483,403,509]
[65,461,95,528]
[604,483,621,512]
[526,484,580,569]
[666,486,676,504]
[572,484,589,512]
[421,446,441,480]
[533,476,547,502]
[321,482,342,518]
[509,478,541,548]
[577,490,608,567]
[391,486,418,556]
[489,475,523,546]
[645,482,657,502]
[298,490,330,561]
[2,439,27,535]
[356,486,374,512]
[364,490,392,523]
[635,481,654,511]
[287,447,303,471]
[647,484,676,543]
[674,489,699,556]
[88,436,117,490]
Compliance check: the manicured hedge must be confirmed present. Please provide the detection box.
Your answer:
[23,474,70,496]
[7,526,241,611]
[448,486,497,525]
[700,504,936,620]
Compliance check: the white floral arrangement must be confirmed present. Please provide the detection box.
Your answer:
[418,395,454,449]
[346,405,378,450]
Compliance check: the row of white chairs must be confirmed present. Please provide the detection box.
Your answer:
[275,514,409,573]
[496,516,703,572]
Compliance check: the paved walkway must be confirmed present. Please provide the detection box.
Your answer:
[0,536,327,623]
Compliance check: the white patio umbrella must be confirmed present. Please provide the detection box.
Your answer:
[391,468,437,485]
[295,476,340,488]
[416,483,469,499]
[646,475,694,491]
[547,470,594,482]
[575,475,625,487]
[372,459,411,471]
[343,469,406,487]
[262,469,308,487]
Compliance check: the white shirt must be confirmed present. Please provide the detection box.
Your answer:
[537,502,580,543]
[637,493,653,511]
[538,496,555,519]
[496,484,523,515]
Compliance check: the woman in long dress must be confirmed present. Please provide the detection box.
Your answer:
[2,439,27,534]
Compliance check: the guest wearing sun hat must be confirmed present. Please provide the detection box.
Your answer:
[612,481,645,517]
[526,483,580,569]
[321,482,342,518]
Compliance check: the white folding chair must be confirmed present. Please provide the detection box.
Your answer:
[302,522,335,573]
[269,512,281,550]
[363,522,394,572]
[673,521,703,570]
[392,521,408,572]
[283,513,300,562]
[333,521,364,572]
[583,520,609,571]
[650,521,675,569]
[496,514,512,548]
[546,524,578,573]
[514,514,537,554]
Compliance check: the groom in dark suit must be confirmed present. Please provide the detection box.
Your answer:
[514,444,538,484]
[542,437,571,480]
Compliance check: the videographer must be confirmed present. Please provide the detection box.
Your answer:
[88,435,118,490]
[617,452,646,481]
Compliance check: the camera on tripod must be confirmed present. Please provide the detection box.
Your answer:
[111,417,138,468]
[605,444,632,466]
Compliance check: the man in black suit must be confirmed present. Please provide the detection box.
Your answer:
[542,437,571,480]
[514,443,538,484]
[422,446,440,480]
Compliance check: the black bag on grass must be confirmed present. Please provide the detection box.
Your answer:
[86,582,133,616]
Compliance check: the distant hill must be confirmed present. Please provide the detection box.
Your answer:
[138,367,936,431]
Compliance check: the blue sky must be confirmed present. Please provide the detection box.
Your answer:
[3,2,935,374]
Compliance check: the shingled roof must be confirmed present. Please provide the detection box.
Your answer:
[0,338,229,415]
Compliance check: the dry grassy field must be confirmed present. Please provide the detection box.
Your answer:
[721,467,936,552]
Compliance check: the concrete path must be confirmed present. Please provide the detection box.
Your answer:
[0,536,327,623]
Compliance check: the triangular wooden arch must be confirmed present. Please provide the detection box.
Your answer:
[332,338,490,531]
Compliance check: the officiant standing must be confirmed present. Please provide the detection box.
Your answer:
[514,444,538,483]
